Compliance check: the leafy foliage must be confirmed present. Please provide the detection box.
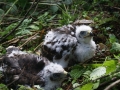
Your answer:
[0,84,8,90]
[111,42,120,52]
[0,0,120,90]
[70,65,85,80]
[90,66,106,80]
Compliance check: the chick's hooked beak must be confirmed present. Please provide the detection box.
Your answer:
[63,70,68,75]
[63,70,70,78]
[86,30,94,37]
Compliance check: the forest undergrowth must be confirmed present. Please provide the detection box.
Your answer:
[0,0,120,90]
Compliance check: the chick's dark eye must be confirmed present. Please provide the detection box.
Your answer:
[53,73,60,78]
[80,31,86,35]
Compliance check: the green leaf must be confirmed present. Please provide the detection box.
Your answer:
[114,54,120,60]
[57,88,63,90]
[0,84,8,90]
[16,29,32,35]
[73,83,80,88]
[29,25,39,30]
[83,70,91,79]
[74,87,81,90]
[63,0,73,5]
[90,67,106,80]
[4,3,18,15]
[50,5,59,13]
[91,63,103,68]
[18,85,34,90]
[20,19,32,27]
[81,83,93,90]
[34,85,44,90]
[103,60,117,74]
[92,80,100,89]
[47,14,56,21]
[109,34,117,43]
[38,12,49,20]
[0,9,5,19]
[70,65,85,79]
[70,69,83,79]
[1,23,17,38]
[111,42,120,52]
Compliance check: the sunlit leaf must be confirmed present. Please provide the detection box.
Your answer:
[81,83,93,90]
[91,63,103,68]
[90,66,106,80]
[103,60,117,74]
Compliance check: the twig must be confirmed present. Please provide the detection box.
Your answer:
[1,35,27,45]
[104,79,120,90]
[33,29,46,52]
[34,42,43,52]
[104,5,120,10]
[18,32,39,49]
[66,83,72,90]
[0,0,41,43]
[99,77,117,88]
[29,1,39,18]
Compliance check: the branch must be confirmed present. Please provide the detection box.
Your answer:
[104,5,120,10]
[0,0,41,43]
[104,79,120,90]
[18,32,39,48]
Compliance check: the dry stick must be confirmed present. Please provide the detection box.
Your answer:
[66,83,72,90]
[1,35,27,45]
[29,1,39,18]
[34,42,43,52]
[104,5,120,10]
[99,77,117,88]
[18,32,39,49]
[34,29,46,52]
[0,0,41,43]
[104,79,120,90]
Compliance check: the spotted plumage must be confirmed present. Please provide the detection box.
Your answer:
[1,46,68,90]
[42,22,96,68]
